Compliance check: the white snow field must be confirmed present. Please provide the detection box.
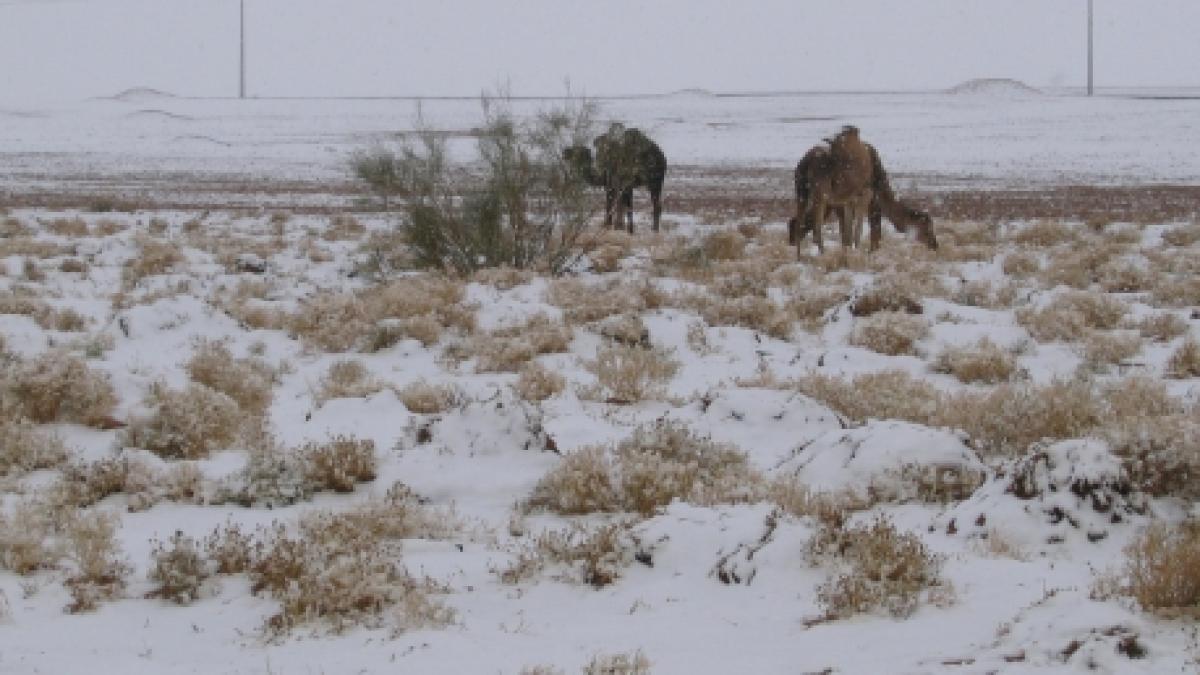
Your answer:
[1,87,1199,674]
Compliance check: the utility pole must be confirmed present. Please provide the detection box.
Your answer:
[239,0,246,98]
[1087,0,1094,96]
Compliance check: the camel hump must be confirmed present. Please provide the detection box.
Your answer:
[829,127,870,174]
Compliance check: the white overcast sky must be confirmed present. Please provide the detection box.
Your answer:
[1,0,1197,103]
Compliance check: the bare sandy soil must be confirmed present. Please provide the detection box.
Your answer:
[4,165,1199,226]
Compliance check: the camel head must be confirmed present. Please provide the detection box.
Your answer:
[563,145,602,187]
[907,207,938,250]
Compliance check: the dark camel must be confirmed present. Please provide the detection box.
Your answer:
[565,123,667,233]
[787,126,937,256]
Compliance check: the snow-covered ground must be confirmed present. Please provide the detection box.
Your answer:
[1,87,1199,674]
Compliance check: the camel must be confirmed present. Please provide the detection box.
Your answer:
[564,123,667,233]
[788,126,937,256]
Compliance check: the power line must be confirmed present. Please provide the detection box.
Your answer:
[0,0,88,6]
[239,0,246,98]
[1087,0,1094,96]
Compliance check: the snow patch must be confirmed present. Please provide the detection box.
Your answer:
[779,420,985,502]
[107,86,177,102]
[937,438,1149,551]
[946,77,1043,97]
[669,388,843,469]
[124,108,195,122]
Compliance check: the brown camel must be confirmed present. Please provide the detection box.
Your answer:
[564,123,667,233]
[788,126,937,255]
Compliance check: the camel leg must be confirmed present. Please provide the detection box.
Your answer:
[622,188,634,234]
[851,199,868,249]
[791,199,818,247]
[803,197,826,257]
[650,183,663,233]
[868,198,883,252]
[837,207,854,249]
[918,220,938,250]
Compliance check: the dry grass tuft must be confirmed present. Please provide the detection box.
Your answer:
[2,351,117,426]
[768,480,870,524]
[363,276,474,342]
[850,279,924,317]
[1118,522,1200,616]
[123,383,244,459]
[697,294,793,339]
[52,455,161,510]
[932,338,1018,384]
[807,515,946,620]
[22,258,45,282]
[547,279,646,325]
[122,236,184,287]
[185,339,275,415]
[288,293,369,352]
[203,522,255,575]
[499,521,636,588]
[583,344,679,404]
[615,421,761,515]
[1098,257,1154,293]
[472,314,573,372]
[1134,313,1189,342]
[1103,375,1181,421]
[291,276,475,352]
[1166,338,1200,379]
[471,265,535,290]
[785,281,849,330]
[0,237,73,259]
[849,311,930,356]
[514,361,566,402]
[1017,291,1129,342]
[300,436,377,493]
[397,379,458,414]
[795,370,943,426]
[949,279,1020,310]
[63,510,132,613]
[587,230,635,273]
[44,217,89,237]
[1001,250,1041,277]
[1160,224,1200,247]
[0,417,69,477]
[1,215,31,237]
[941,379,1103,458]
[0,498,61,574]
[527,445,617,515]
[798,372,1103,458]
[318,359,384,402]
[250,490,457,635]
[146,531,210,605]
[583,650,653,675]
[211,437,313,508]
[1103,415,1200,499]
[702,229,747,261]
[323,214,365,241]
[527,421,761,516]
[1078,330,1144,373]
[1151,276,1200,309]
[1009,220,1079,247]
